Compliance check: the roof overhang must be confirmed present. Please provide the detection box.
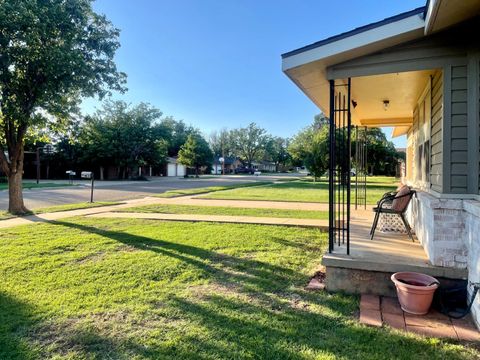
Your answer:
[281,8,426,124]
[424,0,480,34]
[392,126,411,138]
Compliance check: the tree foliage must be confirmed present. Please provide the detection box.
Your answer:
[265,137,290,171]
[230,123,269,167]
[352,128,400,176]
[288,121,329,180]
[0,0,126,213]
[209,128,233,158]
[79,101,167,179]
[178,133,213,177]
[160,118,197,156]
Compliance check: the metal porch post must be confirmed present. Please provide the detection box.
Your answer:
[328,79,335,253]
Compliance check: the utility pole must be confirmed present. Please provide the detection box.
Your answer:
[36,147,41,184]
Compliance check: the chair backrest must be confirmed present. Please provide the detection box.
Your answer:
[391,185,415,212]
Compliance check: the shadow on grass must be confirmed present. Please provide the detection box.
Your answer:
[0,292,39,359]
[52,220,302,293]
[21,220,473,359]
[0,291,152,359]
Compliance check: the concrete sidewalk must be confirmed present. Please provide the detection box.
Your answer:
[86,211,328,228]
[0,197,165,229]
[0,195,330,229]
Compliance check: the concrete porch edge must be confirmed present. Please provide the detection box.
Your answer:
[322,252,468,280]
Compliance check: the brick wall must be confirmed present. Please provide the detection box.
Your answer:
[408,192,480,328]
[463,201,480,328]
[409,192,466,268]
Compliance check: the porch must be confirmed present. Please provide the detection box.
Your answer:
[322,206,468,296]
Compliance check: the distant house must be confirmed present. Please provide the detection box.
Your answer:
[211,156,241,174]
[166,157,186,177]
[252,161,276,172]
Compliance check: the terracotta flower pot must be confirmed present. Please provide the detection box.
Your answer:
[391,272,439,315]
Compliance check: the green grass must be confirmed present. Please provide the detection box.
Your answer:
[201,177,398,204]
[0,202,121,220]
[116,203,330,219]
[156,181,273,198]
[0,182,74,191]
[0,217,477,359]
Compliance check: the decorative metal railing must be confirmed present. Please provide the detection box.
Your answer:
[328,78,352,254]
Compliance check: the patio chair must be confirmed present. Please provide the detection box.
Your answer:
[370,185,416,241]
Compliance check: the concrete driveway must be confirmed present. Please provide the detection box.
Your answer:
[0,174,300,210]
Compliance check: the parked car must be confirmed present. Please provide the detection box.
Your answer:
[234,167,254,174]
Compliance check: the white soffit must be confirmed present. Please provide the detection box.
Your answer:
[425,0,480,34]
[350,70,435,126]
[392,126,411,138]
[282,9,426,115]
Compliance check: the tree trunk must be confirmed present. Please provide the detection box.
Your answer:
[100,166,104,180]
[195,166,199,178]
[8,170,28,214]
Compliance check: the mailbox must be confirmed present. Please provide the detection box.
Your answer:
[66,170,76,176]
[81,171,93,179]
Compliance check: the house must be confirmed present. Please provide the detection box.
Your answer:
[252,161,277,172]
[282,0,480,327]
[211,156,241,174]
[166,157,186,177]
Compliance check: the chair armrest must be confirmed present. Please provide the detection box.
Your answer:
[378,191,415,210]
[382,191,397,198]
[378,194,396,208]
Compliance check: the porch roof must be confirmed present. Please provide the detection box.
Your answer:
[282,0,480,132]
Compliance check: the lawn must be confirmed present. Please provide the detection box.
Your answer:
[200,178,399,204]
[0,218,476,359]
[0,202,121,220]
[116,204,329,219]
[0,182,73,191]
[156,181,273,198]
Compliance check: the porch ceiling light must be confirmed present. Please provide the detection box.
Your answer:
[383,99,390,111]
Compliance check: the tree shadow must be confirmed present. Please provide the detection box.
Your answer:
[0,290,143,359]
[43,219,478,359]
[0,291,39,359]
[51,220,307,294]
[169,293,476,360]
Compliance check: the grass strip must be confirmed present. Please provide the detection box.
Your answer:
[0,182,74,191]
[115,203,329,220]
[0,201,121,220]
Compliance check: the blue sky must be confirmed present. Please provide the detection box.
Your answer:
[84,0,425,147]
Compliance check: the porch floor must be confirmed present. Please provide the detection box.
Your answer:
[322,207,467,280]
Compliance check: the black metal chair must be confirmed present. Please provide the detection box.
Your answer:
[370,187,416,241]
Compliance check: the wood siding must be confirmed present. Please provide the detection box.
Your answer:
[449,65,468,193]
[430,71,443,192]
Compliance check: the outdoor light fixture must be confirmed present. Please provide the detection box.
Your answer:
[352,100,358,108]
[383,99,390,111]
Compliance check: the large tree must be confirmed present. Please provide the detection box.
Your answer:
[79,101,167,179]
[230,123,268,167]
[0,0,126,213]
[161,118,197,156]
[265,136,290,172]
[352,127,400,176]
[288,123,329,180]
[209,128,232,157]
[178,134,213,177]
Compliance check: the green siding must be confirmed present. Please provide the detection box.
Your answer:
[450,65,468,193]
[430,71,443,192]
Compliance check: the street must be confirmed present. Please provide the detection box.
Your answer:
[0,175,299,210]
